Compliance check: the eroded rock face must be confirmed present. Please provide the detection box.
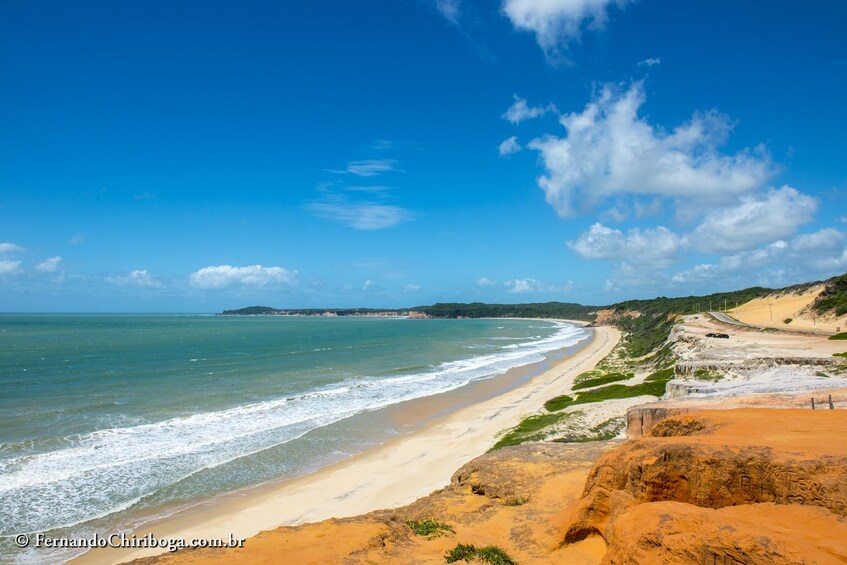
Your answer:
[603,502,847,565]
[565,409,847,564]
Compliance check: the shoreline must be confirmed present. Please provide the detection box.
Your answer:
[74,325,619,564]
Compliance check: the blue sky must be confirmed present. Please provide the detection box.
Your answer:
[1,0,846,312]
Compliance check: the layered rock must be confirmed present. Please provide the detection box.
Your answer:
[565,409,847,564]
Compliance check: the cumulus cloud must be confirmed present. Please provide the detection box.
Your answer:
[477,277,497,287]
[568,223,684,267]
[308,200,412,230]
[672,228,847,286]
[528,82,773,217]
[0,260,22,276]
[498,136,522,156]
[502,0,629,60]
[35,256,62,273]
[503,95,556,124]
[690,186,817,253]
[108,269,164,289]
[189,265,297,290]
[505,278,572,293]
[0,243,24,254]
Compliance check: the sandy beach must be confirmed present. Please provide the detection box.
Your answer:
[73,325,619,564]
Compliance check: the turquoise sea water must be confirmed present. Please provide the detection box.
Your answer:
[0,315,589,563]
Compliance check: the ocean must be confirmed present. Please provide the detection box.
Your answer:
[0,314,589,563]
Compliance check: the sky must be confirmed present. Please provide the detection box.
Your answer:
[1,0,846,312]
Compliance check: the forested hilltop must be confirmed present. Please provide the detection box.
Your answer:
[221,272,847,358]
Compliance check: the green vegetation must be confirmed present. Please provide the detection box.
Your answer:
[834,352,847,358]
[445,544,479,563]
[572,371,632,390]
[491,412,575,449]
[220,305,408,316]
[416,302,596,321]
[445,544,518,565]
[543,395,573,412]
[406,519,455,538]
[813,274,847,316]
[784,318,793,324]
[830,333,847,340]
[610,287,772,357]
[503,496,529,506]
[694,368,725,382]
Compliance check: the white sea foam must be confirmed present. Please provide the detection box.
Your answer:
[0,322,589,540]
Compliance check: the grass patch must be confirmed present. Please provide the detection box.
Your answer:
[491,411,574,450]
[445,544,519,565]
[543,395,573,412]
[406,519,455,538]
[573,370,603,384]
[503,496,529,506]
[572,372,632,390]
[645,367,674,382]
[571,380,667,404]
[694,368,725,382]
[830,333,847,340]
[783,318,793,324]
[445,543,479,563]
[834,352,847,358]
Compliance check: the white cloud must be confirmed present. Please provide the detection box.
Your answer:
[0,243,24,254]
[345,159,398,177]
[68,233,85,245]
[503,95,555,124]
[505,278,571,293]
[690,186,817,253]
[672,228,847,285]
[0,260,22,276]
[568,223,684,267]
[35,256,62,273]
[189,265,297,290]
[308,200,412,230]
[502,0,629,60]
[498,136,522,156]
[476,277,497,287]
[362,279,373,291]
[528,82,773,217]
[108,269,164,289]
[436,0,461,23]
[638,57,661,67]
[403,283,422,292]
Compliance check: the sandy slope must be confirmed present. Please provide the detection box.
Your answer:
[729,284,847,333]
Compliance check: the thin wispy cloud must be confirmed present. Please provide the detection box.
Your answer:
[345,159,398,177]
[68,233,85,245]
[308,199,412,230]
[638,57,661,67]
[476,277,497,287]
[108,269,164,289]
